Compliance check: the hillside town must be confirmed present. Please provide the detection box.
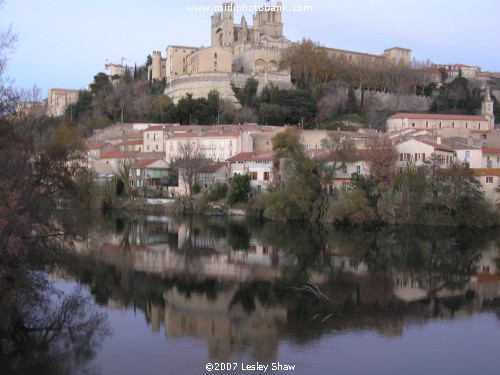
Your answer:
[14,2,500,208]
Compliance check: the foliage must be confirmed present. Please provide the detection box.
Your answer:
[324,189,376,225]
[171,141,206,211]
[0,120,94,345]
[365,136,399,192]
[203,182,228,203]
[258,103,284,125]
[227,174,251,206]
[276,89,317,125]
[265,128,324,221]
[430,76,482,114]
[232,78,259,107]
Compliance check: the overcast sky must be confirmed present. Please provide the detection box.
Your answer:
[2,0,499,97]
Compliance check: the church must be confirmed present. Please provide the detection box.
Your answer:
[148,2,293,105]
[386,87,495,132]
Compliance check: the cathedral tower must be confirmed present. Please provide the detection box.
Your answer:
[482,84,495,129]
[211,2,235,51]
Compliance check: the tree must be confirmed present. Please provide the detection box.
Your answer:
[365,136,399,192]
[276,89,317,125]
[281,38,332,87]
[227,174,251,206]
[0,120,92,345]
[171,141,206,211]
[269,127,323,221]
[320,132,355,172]
[89,72,111,96]
[258,103,284,125]
[232,78,259,108]
[0,16,18,118]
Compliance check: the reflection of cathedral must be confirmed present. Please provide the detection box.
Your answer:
[162,287,286,360]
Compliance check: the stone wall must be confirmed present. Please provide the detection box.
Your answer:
[358,89,431,113]
[165,71,292,105]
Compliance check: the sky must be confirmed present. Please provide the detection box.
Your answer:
[2,0,499,98]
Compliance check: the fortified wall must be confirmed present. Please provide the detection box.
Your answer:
[165,71,292,105]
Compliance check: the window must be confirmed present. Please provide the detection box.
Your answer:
[251,172,258,180]
[356,165,361,174]
[147,145,150,151]
[426,121,429,128]
[147,134,150,139]
[214,52,217,59]
[342,164,347,174]
[486,176,493,183]
[263,172,270,181]
[412,122,415,128]
[155,144,159,150]
[465,151,470,158]
[153,134,158,141]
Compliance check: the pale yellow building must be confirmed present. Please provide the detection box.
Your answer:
[47,88,79,117]
[185,46,232,75]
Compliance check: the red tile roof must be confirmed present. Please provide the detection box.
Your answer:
[473,168,500,177]
[482,148,500,154]
[198,162,227,173]
[226,151,274,162]
[418,140,454,152]
[130,159,165,169]
[85,142,108,149]
[119,139,143,146]
[100,150,139,159]
[388,113,486,121]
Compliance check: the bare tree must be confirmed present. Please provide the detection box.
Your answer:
[117,144,136,198]
[0,12,18,118]
[365,136,399,192]
[171,141,206,211]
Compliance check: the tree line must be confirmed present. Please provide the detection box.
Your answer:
[245,128,499,227]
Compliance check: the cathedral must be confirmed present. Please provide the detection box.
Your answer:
[148,2,412,106]
[149,2,292,105]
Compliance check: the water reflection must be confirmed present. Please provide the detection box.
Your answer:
[70,216,499,361]
[0,285,111,375]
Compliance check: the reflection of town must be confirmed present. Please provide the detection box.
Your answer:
[94,216,281,282]
[79,217,499,360]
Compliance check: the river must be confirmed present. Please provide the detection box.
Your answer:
[2,215,500,374]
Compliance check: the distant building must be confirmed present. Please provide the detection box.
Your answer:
[105,62,128,77]
[386,87,495,132]
[47,88,79,116]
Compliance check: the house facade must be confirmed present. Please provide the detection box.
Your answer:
[473,168,500,204]
[165,130,253,164]
[196,162,229,191]
[227,151,275,192]
[396,138,455,170]
[129,159,170,189]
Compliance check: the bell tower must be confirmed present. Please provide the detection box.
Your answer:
[482,84,495,129]
[211,2,235,51]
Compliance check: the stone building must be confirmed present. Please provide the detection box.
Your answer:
[149,2,293,105]
[47,88,79,117]
[386,87,495,132]
[325,46,411,67]
[149,2,412,106]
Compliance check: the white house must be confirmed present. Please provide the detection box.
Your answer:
[227,151,275,192]
[165,130,254,164]
[482,148,500,168]
[396,138,455,170]
[473,168,500,204]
